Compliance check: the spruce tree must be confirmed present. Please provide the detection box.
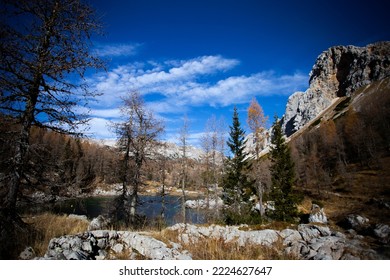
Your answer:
[222,107,254,224]
[268,116,298,222]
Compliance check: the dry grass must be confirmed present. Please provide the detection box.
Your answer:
[22,212,89,257]
[151,229,180,245]
[152,229,296,260]
[184,238,295,260]
[239,221,298,232]
[106,248,149,260]
[297,156,390,227]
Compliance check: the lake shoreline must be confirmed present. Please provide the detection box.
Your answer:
[19,191,210,226]
[17,182,206,207]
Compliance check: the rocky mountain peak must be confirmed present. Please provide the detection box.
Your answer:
[283,41,390,136]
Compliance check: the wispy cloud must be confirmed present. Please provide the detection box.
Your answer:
[88,55,240,107]
[89,108,121,119]
[93,43,141,57]
[85,117,114,139]
[178,71,307,106]
[85,55,307,139]
[88,55,306,110]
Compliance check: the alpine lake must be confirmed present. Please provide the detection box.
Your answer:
[21,195,207,225]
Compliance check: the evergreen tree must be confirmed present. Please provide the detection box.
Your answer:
[268,116,299,222]
[222,107,255,224]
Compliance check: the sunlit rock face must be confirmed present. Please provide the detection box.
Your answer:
[283,42,390,136]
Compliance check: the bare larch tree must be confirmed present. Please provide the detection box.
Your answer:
[179,115,189,224]
[247,97,268,217]
[0,0,104,258]
[112,91,164,226]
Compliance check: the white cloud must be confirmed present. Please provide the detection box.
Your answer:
[87,55,240,107]
[89,55,306,111]
[126,55,239,90]
[89,108,121,119]
[181,71,308,106]
[146,100,187,115]
[85,117,115,139]
[94,43,141,57]
[85,55,308,140]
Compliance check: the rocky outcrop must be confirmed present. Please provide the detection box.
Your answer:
[185,197,224,209]
[167,223,382,260]
[283,41,390,136]
[373,224,390,243]
[88,215,111,231]
[41,230,192,260]
[338,214,390,245]
[169,223,280,247]
[36,219,388,260]
[19,247,36,260]
[308,204,328,224]
[340,214,370,232]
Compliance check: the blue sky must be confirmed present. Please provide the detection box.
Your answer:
[84,0,390,145]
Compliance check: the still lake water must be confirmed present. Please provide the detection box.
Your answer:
[24,195,206,225]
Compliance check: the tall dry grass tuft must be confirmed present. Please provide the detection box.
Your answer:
[154,229,297,260]
[22,213,89,257]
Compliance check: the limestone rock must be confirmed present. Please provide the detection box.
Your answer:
[88,215,111,231]
[168,223,279,247]
[43,229,192,260]
[111,243,124,254]
[283,42,390,136]
[373,224,390,243]
[309,236,345,260]
[19,247,36,260]
[40,221,385,260]
[308,204,328,224]
[298,224,331,242]
[185,197,224,209]
[280,229,302,246]
[168,223,377,260]
[341,214,370,232]
[237,229,279,247]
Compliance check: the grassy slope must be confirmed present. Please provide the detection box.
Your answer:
[291,77,390,226]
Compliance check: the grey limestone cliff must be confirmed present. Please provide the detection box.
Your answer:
[283,42,390,136]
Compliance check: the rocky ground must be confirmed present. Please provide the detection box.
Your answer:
[19,205,390,260]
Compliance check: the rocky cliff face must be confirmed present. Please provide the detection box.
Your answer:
[283,41,390,136]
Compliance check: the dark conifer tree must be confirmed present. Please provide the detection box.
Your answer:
[268,116,299,222]
[222,107,255,224]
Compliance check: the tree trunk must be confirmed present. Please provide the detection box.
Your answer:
[159,158,167,220]
[181,176,186,224]
[129,190,137,225]
[257,181,265,217]
[4,5,55,213]
[161,184,165,219]
[1,89,37,259]
[3,83,39,215]
[129,160,142,225]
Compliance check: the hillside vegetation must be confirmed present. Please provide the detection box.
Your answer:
[289,77,390,225]
[1,41,389,259]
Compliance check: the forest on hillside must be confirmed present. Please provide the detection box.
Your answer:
[1,0,389,260]
[1,76,389,224]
